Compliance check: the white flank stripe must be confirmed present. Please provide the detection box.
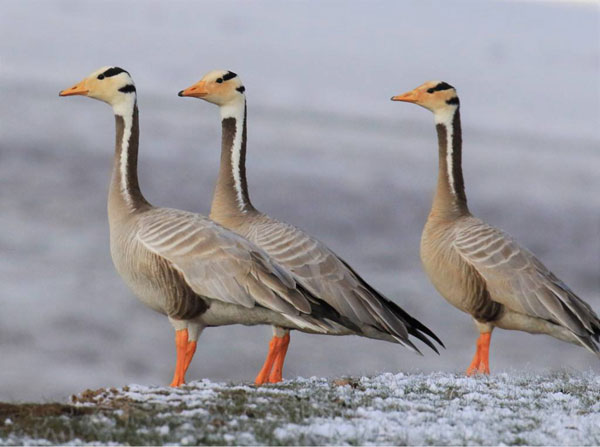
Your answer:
[283,315,327,333]
[220,98,247,212]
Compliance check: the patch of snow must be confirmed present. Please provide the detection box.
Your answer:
[157,425,170,436]
[270,372,600,445]
[5,372,599,446]
[178,436,196,445]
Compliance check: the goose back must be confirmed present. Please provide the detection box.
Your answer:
[222,212,442,351]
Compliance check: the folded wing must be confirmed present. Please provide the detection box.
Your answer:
[245,217,443,352]
[453,218,600,349]
[137,208,314,317]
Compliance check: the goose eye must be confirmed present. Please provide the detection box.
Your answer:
[97,74,105,80]
[216,78,223,84]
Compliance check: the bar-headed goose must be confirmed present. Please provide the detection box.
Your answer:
[59,67,359,387]
[391,81,600,374]
[178,70,443,384]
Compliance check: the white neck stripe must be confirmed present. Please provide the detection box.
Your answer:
[221,98,247,212]
[434,106,457,196]
[219,96,245,120]
[113,97,136,210]
[119,113,134,209]
[445,123,456,195]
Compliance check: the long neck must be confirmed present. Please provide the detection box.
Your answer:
[108,102,150,219]
[210,99,255,220]
[430,107,469,219]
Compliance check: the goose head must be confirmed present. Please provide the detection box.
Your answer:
[178,70,245,107]
[59,66,136,113]
[391,81,459,122]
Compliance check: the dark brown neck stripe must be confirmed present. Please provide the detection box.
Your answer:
[216,104,253,213]
[433,108,468,217]
[113,103,148,210]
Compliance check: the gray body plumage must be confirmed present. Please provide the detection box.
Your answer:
[209,99,442,352]
[107,104,355,335]
[421,103,600,354]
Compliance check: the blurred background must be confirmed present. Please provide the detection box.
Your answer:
[1,0,598,402]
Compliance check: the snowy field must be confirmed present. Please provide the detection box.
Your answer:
[1,372,599,445]
[0,0,599,403]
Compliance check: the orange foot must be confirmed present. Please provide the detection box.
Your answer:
[255,334,291,385]
[466,332,491,376]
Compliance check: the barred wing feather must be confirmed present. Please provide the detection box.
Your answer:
[136,208,310,315]
[245,218,443,351]
[453,219,600,340]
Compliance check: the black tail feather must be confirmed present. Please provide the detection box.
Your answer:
[385,298,445,349]
[410,328,440,355]
[339,258,444,352]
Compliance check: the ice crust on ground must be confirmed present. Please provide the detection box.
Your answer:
[1,371,599,445]
[1,0,599,403]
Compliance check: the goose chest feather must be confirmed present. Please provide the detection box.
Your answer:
[421,217,500,323]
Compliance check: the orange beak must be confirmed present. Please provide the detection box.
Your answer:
[391,89,420,103]
[178,80,209,98]
[59,79,89,97]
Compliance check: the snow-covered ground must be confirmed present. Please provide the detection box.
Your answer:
[0,0,599,402]
[1,372,599,445]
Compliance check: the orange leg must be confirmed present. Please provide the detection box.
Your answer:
[466,332,492,376]
[255,335,287,385]
[183,340,197,376]
[466,347,481,376]
[268,334,291,383]
[477,332,491,374]
[170,329,189,387]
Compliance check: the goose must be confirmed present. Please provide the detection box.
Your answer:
[58,66,360,387]
[391,81,600,375]
[178,70,444,385]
